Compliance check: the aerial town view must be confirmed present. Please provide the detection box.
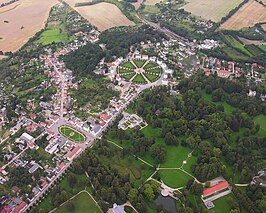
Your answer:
[0,0,265,212]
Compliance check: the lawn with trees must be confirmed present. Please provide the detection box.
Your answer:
[54,191,101,213]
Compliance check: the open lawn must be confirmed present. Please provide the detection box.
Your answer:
[132,74,147,84]
[0,0,57,52]
[37,25,74,45]
[122,73,135,80]
[213,194,236,213]
[221,0,266,30]
[121,61,135,69]
[59,126,86,142]
[144,62,158,69]
[54,192,101,213]
[253,115,266,137]
[71,2,135,31]
[144,73,159,82]
[160,145,193,168]
[146,68,161,74]
[181,0,244,22]
[159,169,192,188]
[133,60,146,68]
[141,5,160,14]
[118,67,133,74]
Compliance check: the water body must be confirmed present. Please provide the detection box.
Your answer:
[155,194,178,213]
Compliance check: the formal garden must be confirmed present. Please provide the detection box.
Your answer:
[117,59,162,84]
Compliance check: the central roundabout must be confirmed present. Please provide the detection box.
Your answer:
[117,59,163,84]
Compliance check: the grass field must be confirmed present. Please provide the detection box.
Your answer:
[132,74,147,83]
[121,61,135,69]
[159,169,192,188]
[122,73,135,80]
[37,25,74,45]
[141,5,160,14]
[118,67,133,74]
[245,44,265,56]
[259,45,266,52]
[144,62,158,69]
[133,60,146,68]
[146,68,161,74]
[54,192,101,213]
[0,0,57,52]
[221,0,266,30]
[59,126,86,142]
[253,115,266,137]
[160,145,193,168]
[72,2,135,31]
[181,0,244,22]
[213,194,236,213]
[222,35,252,56]
[144,73,159,82]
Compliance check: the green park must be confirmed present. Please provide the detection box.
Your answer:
[59,126,86,143]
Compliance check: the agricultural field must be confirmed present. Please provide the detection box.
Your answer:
[54,192,101,213]
[0,0,57,52]
[70,2,135,31]
[262,24,266,31]
[59,126,86,142]
[181,0,244,22]
[221,0,266,30]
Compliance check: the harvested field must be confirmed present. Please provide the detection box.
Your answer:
[261,24,266,31]
[221,0,266,30]
[181,0,244,22]
[72,2,135,31]
[64,0,93,7]
[0,0,57,52]
[145,0,162,5]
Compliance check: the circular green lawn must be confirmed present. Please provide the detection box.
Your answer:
[59,126,86,143]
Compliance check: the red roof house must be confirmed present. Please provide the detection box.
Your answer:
[202,181,229,198]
